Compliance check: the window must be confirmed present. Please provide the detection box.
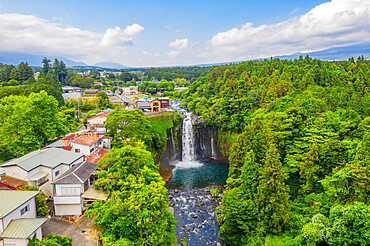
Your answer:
[55,170,59,177]
[20,204,30,215]
[75,149,80,153]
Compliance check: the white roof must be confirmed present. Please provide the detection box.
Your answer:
[1,148,83,172]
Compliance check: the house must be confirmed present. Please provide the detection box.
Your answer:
[84,89,99,95]
[157,97,170,109]
[137,101,151,112]
[70,133,103,155]
[62,86,82,93]
[121,86,138,95]
[52,161,102,216]
[0,174,26,190]
[0,190,48,246]
[1,148,84,198]
[62,92,82,101]
[149,99,161,112]
[86,111,111,130]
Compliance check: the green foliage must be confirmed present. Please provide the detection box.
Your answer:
[181,57,370,245]
[0,91,67,161]
[87,145,176,245]
[144,66,210,82]
[65,72,94,88]
[28,233,72,246]
[105,109,153,147]
[302,202,370,246]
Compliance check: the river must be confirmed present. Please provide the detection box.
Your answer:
[166,112,229,246]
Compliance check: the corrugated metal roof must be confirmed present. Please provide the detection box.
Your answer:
[46,139,70,148]
[0,218,47,238]
[0,191,39,218]
[53,161,97,184]
[81,186,107,201]
[1,148,83,172]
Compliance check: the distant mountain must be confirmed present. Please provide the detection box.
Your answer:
[274,43,370,61]
[94,62,131,69]
[0,51,87,67]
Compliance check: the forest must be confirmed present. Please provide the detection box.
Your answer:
[144,66,210,82]
[179,56,370,245]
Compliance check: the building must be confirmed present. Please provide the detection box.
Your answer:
[62,86,82,93]
[52,161,103,216]
[157,97,170,109]
[86,111,111,130]
[0,190,48,246]
[120,86,138,95]
[70,133,103,155]
[137,101,151,112]
[84,89,99,95]
[149,99,161,112]
[1,148,84,198]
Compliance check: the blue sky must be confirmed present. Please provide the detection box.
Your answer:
[0,0,369,67]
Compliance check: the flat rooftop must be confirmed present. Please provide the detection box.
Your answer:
[72,133,102,146]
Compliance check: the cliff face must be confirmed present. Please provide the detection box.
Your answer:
[157,113,231,181]
[193,127,230,163]
[157,125,183,182]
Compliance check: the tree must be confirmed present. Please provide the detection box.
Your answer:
[0,91,67,160]
[28,234,72,246]
[41,57,51,75]
[89,70,100,80]
[105,109,152,147]
[302,202,370,245]
[87,145,176,245]
[96,91,111,109]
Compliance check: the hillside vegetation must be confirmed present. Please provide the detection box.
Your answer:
[180,56,370,245]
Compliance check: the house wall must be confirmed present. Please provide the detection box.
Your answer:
[54,183,84,216]
[87,116,107,126]
[2,198,36,230]
[2,238,28,246]
[71,143,91,155]
[1,166,27,181]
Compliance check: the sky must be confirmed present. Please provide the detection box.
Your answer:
[0,0,369,67]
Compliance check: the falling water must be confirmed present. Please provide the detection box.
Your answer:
[211,129,216,159]
[182,112,195,161]
[170,128,176,157]
[175,113,203,169]
[168,112,228,246]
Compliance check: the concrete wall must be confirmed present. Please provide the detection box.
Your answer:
[1,166,27,181]
[2,238,28,246]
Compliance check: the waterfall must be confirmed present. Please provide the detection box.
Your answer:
[182,112,195,161]
[176,112,203,169]
[170,129,176,155]
[211,129,216,159]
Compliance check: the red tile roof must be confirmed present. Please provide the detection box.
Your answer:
[87,111,110,120]
[72,133,101,146]
[86,148,109,164]
[0,175,27,189]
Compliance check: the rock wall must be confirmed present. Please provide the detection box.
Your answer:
[194,127,230,163]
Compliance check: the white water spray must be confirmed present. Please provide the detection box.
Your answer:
[176,112,203,169]
[211,129,216,158]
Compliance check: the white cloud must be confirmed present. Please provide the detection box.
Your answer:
[203,0,370,62]
[52,16,63,22]
[167,50,180,58]
[0,13,144,64]
[101,24,144,46]
[142,51,160,57]
[169,38,189,50]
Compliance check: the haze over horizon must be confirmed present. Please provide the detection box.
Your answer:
[0,0,369,67]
